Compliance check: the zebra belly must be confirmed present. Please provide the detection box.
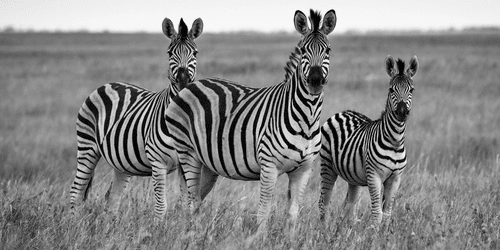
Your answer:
[99,138,152,176]
[99,122,152,176]
[200,144,261,181]
[334,152,368,186]
[199,140,318,181]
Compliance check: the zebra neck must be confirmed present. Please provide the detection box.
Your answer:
[167,82,179,101]
[159,87,173,113]
[280,71,323,138]
[381,109,406,148]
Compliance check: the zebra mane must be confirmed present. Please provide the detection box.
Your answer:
[396,58,405,76]
[284,45,301,82]
[178,18,188,39]
[309,9,322,32]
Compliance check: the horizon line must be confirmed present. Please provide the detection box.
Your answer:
[2,25,500,35]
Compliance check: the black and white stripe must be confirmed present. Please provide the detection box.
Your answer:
[165,9,337,233]
[69,17,203,217]
[318,55,419,226]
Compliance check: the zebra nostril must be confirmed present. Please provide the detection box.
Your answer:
[395,102,409,119]
[307,66,325,86]
[176,67,190,86]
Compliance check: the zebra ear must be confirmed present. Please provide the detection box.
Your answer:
[385,55,396,77]
[407,55,419,78]
[321,9,337,35]
[162,18,177,39]
[189,18,203,39]
[294,10,310,35]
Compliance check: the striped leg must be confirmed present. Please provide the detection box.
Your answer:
[150,161,169,218]
[319,158,338,221]
[179,153,203,213]
[286,164,312,234]
[256,163,279,233]
[367,170,383,225]
[382,173,401,221]
[106,170,131,213]
[70,134,101,210]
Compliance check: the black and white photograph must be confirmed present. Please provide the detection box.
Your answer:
[1,0,499,249]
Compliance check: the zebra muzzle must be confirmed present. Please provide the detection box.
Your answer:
[175,67,191,89]
[307,66,325,94]
[395,101,409,121]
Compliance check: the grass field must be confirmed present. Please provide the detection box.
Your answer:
[1,31,500,249]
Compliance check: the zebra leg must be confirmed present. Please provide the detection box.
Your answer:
[341,184,362,224]
[286,164,312,234]
[318,161,338,222]
[151,161,169,218]
[106,170,131,213]
[256,163,279,234]
[146,142,178,218]
[200,165,219,201]
[382,173,402,221]
[178,154,203,213]
[367,171,384,226]
[70,135,101,210]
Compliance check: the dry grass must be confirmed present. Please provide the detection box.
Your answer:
[1,31,500,249]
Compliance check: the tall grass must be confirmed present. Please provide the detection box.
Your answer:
[1,31,499,249]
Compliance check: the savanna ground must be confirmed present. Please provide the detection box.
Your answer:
[1,30,500,249]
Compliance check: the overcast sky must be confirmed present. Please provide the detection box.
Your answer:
[1,0,499,33]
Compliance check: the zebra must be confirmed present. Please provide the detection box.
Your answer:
[164,9,337,234]
[69,17,204,217]
[318,55,419,227]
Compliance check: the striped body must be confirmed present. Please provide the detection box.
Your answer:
[165,9,337,235]
[77,82,174,175]
[321,110,406,186]
[70,17,203,217]
[319,56,419,226]
[168,76,323,180]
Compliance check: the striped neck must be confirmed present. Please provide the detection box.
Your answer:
[279,58,323,139]
[381,100,406,148]
[168,81,180,100]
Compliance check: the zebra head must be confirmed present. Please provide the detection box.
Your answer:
[385,55,419,122]
[162,17,203,92]
[294,9,336,95]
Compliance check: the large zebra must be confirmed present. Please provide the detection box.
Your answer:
[164,9,337,233]
[69,17,203,217]
[318,55,419,227]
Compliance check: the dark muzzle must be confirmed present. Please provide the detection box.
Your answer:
[307,66,326,94]
[175,67,190,89]
[395,101,410,121]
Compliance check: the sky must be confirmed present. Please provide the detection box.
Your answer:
[1,0,499,33]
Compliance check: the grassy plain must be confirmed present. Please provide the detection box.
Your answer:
[0,31,500,249]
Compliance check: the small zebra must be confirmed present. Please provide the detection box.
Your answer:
[165,9,337,233]
[69,17,203,217]
[318,55,419,226]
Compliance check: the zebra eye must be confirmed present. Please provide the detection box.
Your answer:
[389,88,395,94]
[193,51,198,56]
[325,47,331,54]
[167,51,173,57]
[410,87,415,93]
[300,47,307,54]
